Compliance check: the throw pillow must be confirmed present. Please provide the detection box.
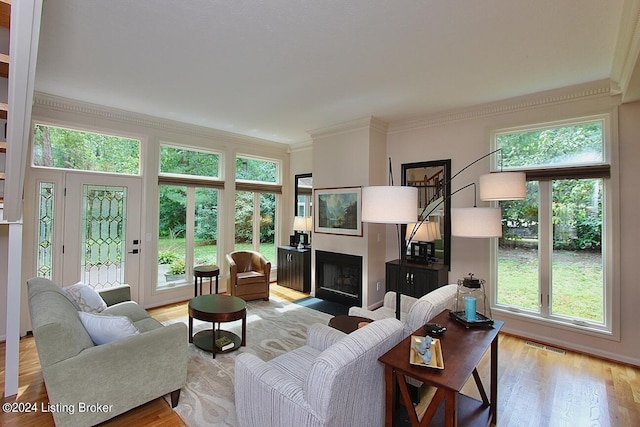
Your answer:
[78,311,140,345]
[63,283,107,313]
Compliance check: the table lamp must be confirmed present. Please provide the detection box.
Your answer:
[405,221,441,263]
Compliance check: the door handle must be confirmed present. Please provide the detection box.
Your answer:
[128,249,139,254]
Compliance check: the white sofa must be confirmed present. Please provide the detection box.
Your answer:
[234,317,404,427]
[349,284,458,335]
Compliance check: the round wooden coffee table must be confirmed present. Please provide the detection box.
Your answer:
[188,294,247,358]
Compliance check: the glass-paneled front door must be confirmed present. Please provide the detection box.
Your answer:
[49,172,142,298]
[62,172,141,296]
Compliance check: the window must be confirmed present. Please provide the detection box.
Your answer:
[234,156,280,263]
[158,145,222,289]
[160,145,220,179]
[493,116,612,333]
[36,182,55,279]
[236,156,277,183]
[32,124,140,175]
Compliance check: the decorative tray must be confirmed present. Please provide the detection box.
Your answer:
[409,336,444,370]
[449,310,494,327]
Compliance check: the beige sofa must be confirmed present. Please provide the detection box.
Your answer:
[27,277,188,426]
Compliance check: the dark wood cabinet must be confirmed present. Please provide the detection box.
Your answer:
[277,246,311,292]
[385,260,448,298]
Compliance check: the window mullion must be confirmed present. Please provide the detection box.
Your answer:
[253,192,261,251]
[539,181,552,316]
[186,187,196,278]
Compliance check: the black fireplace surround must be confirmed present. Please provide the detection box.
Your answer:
[315,250,362,307]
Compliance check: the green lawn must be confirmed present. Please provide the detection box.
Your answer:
[158,238,276,267]
[498,247,603,322]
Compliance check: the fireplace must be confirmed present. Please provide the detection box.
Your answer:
[315,250,362,306]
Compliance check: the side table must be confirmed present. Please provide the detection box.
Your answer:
[379,309,503,426]
[188,294,246,359]
[194,265,220,297]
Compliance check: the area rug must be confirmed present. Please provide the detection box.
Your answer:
[292,296,350,316]
[163,296,332,426]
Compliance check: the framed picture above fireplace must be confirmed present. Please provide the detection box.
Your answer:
[314,187,362,236]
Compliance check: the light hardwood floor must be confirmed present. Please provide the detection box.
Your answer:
[2,283,639,426]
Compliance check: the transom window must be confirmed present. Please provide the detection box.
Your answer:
[235,155,278,183]
[493,115,613,333]
[32,124,140,175]
[160,145,220,179]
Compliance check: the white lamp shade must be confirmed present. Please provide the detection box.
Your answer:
[293,216,310,231]
[406,221,441,242]
[479,172,526,201]
[451,207,502,237]
[362,186,418,224]
[305,216,313,231]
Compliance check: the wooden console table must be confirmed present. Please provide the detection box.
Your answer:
[378,310,503,426]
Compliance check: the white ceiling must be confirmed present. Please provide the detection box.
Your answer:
[35,0,627,144]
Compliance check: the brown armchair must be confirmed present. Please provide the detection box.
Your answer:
[226,250,271,301]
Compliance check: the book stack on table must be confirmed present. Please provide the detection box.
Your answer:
[215,335,234,351]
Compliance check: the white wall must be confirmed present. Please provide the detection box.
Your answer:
[386,82,639,364]
[612,100,640,364]
[309,118,389,307]
[286,142,313,241]
[0,225,7,340]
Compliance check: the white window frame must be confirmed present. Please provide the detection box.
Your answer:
[489,113,620,340]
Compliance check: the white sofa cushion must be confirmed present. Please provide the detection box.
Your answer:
[78,311,140,345]
[63,283,107,313]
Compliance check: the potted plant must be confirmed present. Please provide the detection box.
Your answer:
[164,258,186,282]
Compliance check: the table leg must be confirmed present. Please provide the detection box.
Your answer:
[397,374,419,425]
[472,368,489,405]
[209,277,213,294]
[444,390,457,427]
[212,329,216,359]
[384,365,395,427]
[490,335,499,424]
[215,274,219,294]
[241,309,247,346]
[188,316,193,343]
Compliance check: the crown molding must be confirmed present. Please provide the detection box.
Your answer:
[611,0,640,100]
[307,116,388,140]
[288,140,313,153]
[388,80,613,134]
[32,92,289,152]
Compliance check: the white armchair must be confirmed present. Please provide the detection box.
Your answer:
[349,291,419,322]
[349,284,458,335]
[234,317,404,427]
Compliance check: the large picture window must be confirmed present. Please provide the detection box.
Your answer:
[493,116,612,332]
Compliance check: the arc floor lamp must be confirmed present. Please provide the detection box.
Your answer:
[362,149,526,319]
